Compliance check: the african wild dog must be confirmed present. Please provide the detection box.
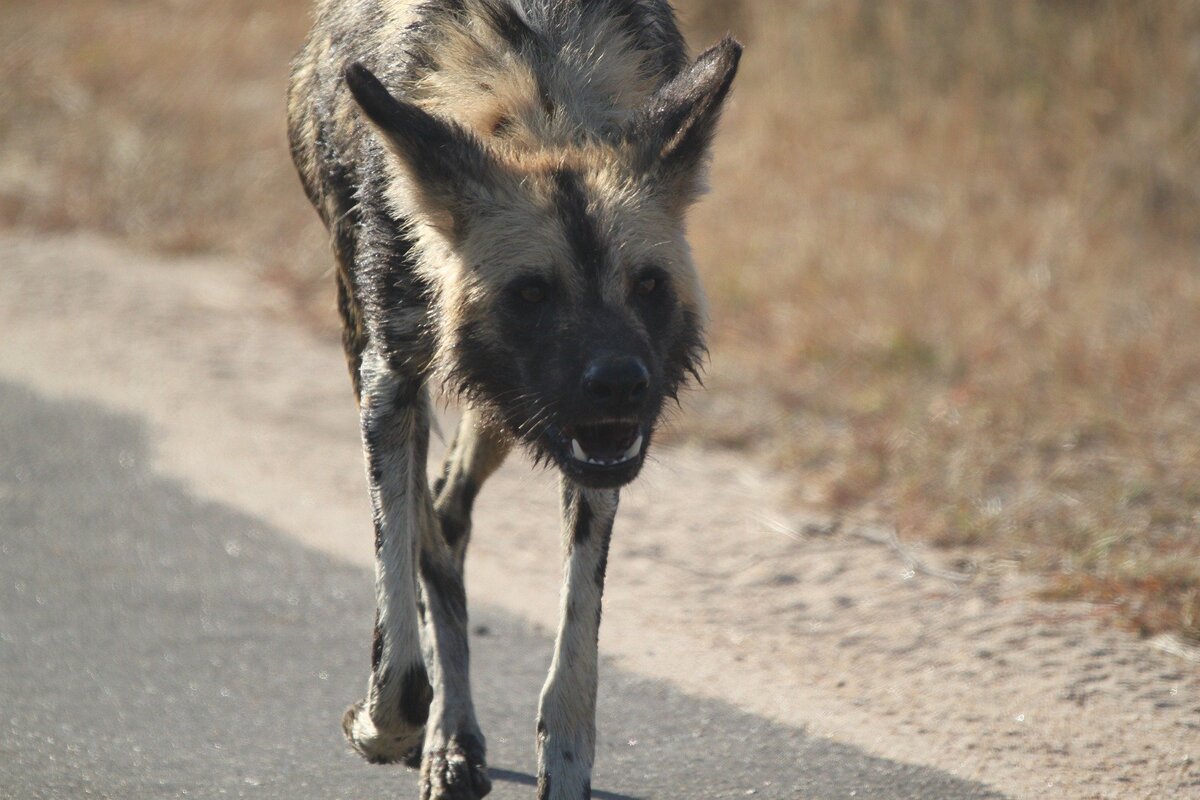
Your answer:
[287,1,739,797]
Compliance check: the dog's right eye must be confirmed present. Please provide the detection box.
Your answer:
[512,277,550,305]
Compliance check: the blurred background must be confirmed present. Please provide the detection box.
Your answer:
[2,0,1198,642]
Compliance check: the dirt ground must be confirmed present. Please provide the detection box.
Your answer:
[3,233,1197,799]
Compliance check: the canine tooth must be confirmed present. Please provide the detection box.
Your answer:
[622,434,644,461]
[572,439,587,461]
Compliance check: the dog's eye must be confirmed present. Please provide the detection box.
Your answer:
[512,277,550,304]
[521,284,546,303]
[635,270,667,297]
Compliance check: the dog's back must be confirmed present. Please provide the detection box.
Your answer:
[290,0,687,195]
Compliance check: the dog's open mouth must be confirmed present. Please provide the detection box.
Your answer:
[562,422,644,467]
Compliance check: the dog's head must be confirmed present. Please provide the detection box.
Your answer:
[346,39,740,487]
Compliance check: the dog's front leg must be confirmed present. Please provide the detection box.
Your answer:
[415,490,491,800]
[536,481,619,800]
[432,408,510,572]
[342,356,430,767]
[343,351,490,800]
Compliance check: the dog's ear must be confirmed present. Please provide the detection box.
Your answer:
[631,37,742,210]
[344,62,500,233]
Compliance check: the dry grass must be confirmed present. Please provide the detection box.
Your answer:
[3,0,1198,641]
[683,0,1200,642]
[0,0,328,297]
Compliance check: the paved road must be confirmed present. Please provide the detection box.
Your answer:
[0,380,1005,799]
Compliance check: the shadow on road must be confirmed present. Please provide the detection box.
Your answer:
[489,768,641,800]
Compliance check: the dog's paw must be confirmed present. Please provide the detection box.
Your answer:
[342,700,423,767]
[420,733,491,800]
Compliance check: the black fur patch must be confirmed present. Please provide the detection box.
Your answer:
[455,730,487,763]
[432,471,450,502]
[373,217,433,371]
[437,471,477,547]
[479,0,542,54]
[371,610,384,670]
[363,422,383,455]
[419,550,468,624]
[552,169,606,285]
[491,114,515,137]
[593,518,614,638]
[448,731,492,797]
[460,475,480,509]
[594,529,611,589]
[572,494,594,544]
[392,372,422,408]
[335,271,364,398]
[438,513,467,549]
[662,306,707,396]
[450,319,516,403]
[318,137,368,394]
[398,662,433,726]
[363,438,392,558]
[603,0,687,78]
[449,319,550,450]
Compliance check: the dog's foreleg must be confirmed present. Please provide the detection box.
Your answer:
[536,482,619,800]
[414,486,491,800]
[342,352,432,766]
[344,353,490,800]
[432,408,510,571]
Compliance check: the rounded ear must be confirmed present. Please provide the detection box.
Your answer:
[344,62,500,230]
[630,37,742,206]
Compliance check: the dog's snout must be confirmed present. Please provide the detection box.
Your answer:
[582,356,649,409]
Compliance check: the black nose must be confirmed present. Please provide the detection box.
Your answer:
[582,356,650,409]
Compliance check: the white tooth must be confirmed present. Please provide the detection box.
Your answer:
[622,434,644,461]
[572,439,587,461]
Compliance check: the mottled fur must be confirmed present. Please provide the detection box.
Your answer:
[288,1,739,797]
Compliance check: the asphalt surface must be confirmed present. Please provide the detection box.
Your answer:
[0,379,1007,799]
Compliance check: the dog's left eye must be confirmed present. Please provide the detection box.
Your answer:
[635,270,666,297]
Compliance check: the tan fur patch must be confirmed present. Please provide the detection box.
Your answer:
[400,1,657,158]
